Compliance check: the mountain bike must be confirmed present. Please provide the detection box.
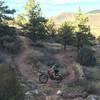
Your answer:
[39,69,63,84]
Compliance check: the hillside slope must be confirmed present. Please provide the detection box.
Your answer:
[14,36,77,83]
[13,36,85,99]
[88,9,100,14]
[12,36,100,99]
[14,36,34,81]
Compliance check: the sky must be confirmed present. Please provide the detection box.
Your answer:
[4,0,100,17]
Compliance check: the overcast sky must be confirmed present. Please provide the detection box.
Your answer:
[5,0,100,17]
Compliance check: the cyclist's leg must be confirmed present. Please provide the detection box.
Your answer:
[49,69,55,78]
[55,70,59,75]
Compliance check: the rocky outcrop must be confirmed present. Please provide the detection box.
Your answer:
[86,95,100,100]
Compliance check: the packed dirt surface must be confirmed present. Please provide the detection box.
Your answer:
[54,47,77,83]
[14,36,34,81]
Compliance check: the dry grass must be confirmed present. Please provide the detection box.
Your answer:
[26,42,62,71]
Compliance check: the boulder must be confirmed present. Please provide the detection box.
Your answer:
[56,90,63,96]
[86,95,100,100]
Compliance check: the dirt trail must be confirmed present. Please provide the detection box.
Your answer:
[14,36,77,83]
[14,36,34,81]
[54,47,77,83]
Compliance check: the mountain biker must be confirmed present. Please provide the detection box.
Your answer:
[49,64,60,78]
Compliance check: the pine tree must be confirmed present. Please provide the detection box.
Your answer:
[46,19,56,37]
[58,21,74,49]
[75,8,95,50]
[23,0,47,41]
[0,0,15,23]
[0,1,21,54]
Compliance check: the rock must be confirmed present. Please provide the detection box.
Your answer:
[25,89,40,96]
[57,90,62,95]
[34,89,39,94]
[25,91,31,95]
[29,89,40,95]
[86,95,100,100]
[27,81,38,90]
[20,83,26,87]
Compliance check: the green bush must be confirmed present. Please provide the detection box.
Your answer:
[0,64,24,100]
[78,46,96,66]
[57,21,75,49]
[76,32,96,50]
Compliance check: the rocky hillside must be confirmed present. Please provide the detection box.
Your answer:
[13,36,100,100]
[51,12,100,38]
[1,36,100,100]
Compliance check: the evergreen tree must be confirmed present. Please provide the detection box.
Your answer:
[22,0,47,41]
[0,1,21,54]
[58,21,74,49]
[46,19,56,37]
[75,8,95,50]
[15,13,27,27]
[0,0,15,23]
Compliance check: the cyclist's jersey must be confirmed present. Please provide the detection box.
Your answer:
[51,64,59,71]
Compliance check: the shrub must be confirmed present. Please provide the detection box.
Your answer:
[26,46,59,70]
[1,36,22,54]
[76,32,96,51]
[95,82,100,92]
[78,46,96,66]
[84,67,100,80]
[57,21,75,49]
[8,37,22,54]
[78,79,97,94]
[80,80,100,94]
[61,84,84,94]
[73,63,85,82]
[0,24,22,54]
[0,64,24,100]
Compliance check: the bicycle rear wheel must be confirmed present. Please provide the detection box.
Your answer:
[39,73,48,84]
